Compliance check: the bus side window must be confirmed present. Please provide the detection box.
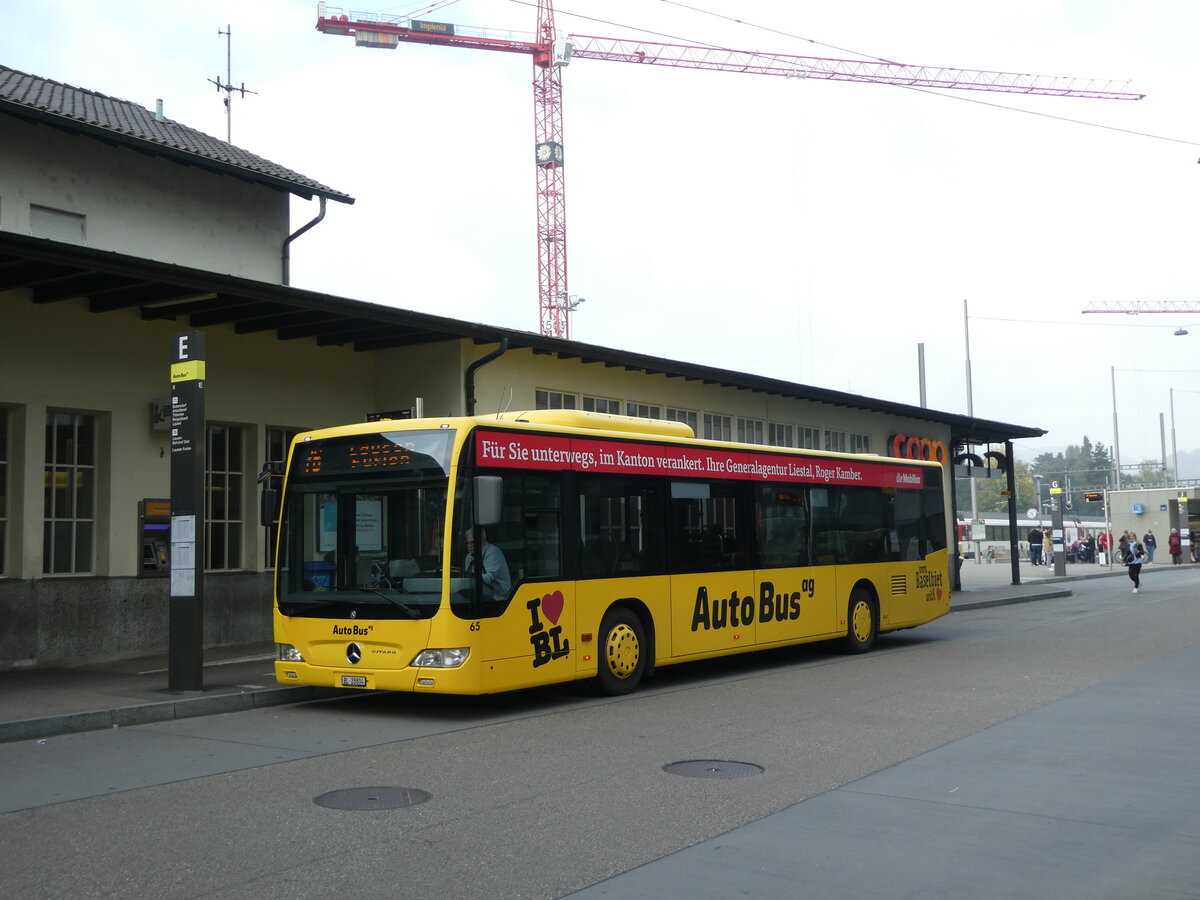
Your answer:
[669,480,748,573]
[837,487,888,564]
[498,472,562,581]
[890,489,924,561]
[755,485,810,568]
[579,475,664,577]
[810,488,837,565]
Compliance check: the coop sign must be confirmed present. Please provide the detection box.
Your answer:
[888,433,948,465]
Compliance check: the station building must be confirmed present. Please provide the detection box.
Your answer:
[1103,487,1198,561]
[0,65,1042,669]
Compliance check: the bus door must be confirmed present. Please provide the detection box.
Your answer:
[753,484,834,644]
[576,474,671,672]
[668,480,758,657]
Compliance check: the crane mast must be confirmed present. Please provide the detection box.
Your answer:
[315,3,1143,338]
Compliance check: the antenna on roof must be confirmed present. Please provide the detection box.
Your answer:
[208,25,258,144]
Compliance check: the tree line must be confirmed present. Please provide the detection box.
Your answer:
[955,435,1174,518]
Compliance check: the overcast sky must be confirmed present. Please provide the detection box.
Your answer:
[5,0,1200,469]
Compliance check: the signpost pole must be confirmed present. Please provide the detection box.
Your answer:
[1050,482,1066,577]
[169,331,206,691]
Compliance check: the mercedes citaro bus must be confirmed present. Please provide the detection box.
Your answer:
[267,410,949,695]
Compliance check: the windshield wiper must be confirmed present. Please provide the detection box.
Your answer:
[282,595,355,615]
[361,587,421,619]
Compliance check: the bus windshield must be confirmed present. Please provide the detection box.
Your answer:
[276,429,455,620]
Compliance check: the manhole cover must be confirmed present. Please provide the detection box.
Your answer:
[663,760,764,780]
[313,786,432,810]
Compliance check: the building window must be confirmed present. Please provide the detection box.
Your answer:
[265,427,302,567]
[535,389,577,410]
[626,402,662,419]
[583,396,621,414]
[0,407,7,575]
[824,429,847,453]
[703,413,732,442]
[737,417,764,444]
[798,426,821,450]
[665,408,699,434]
[31,205,86,245]
[44,411,96,574]
[849,433,871,454]
[207,424,244,570]
[768,422,793,447]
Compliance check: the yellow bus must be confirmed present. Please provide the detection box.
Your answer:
[270,410,949,695]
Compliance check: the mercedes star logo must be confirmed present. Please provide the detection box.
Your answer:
[346,642,362,664]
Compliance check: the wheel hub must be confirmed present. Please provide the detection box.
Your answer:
[605,622,640,679]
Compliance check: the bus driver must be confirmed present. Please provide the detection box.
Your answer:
[464,528,512,601]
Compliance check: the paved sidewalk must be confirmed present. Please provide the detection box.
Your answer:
[0,560,1178,744]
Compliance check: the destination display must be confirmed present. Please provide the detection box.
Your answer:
[476,430,927,489]
[297,431,454,478]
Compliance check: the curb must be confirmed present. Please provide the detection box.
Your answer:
[953,589,1073,611]
[0,685,342,745]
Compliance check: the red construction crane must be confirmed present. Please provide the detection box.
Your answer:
[315,2,1143,339]
[1083,302,1200,314]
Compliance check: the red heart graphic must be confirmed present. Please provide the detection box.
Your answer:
[936,588,943,600]
[542,590,565,624]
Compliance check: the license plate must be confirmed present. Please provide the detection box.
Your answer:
[340,675,368,687]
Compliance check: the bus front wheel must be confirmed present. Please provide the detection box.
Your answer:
[596,607,646,695]
[844,588,877,654]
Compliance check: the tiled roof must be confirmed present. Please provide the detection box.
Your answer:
[0,65,353,204]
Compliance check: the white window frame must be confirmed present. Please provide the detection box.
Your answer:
[44,410,96,574]
[768,422,793,448]
[207,423,245,571]
[0,406,9,576]
[703,413,732,442]
[582,396,621,415]
[737,417,764,445]
[824,429,847,453]
[535,389,577,410]
[665,408,699,434]
[31,205,86,245]
[626,402,662,419]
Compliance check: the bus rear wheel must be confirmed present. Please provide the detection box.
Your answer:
[844,588,877,654]
[596,607,646,695]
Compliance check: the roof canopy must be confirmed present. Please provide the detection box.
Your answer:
[0,231,1044,448]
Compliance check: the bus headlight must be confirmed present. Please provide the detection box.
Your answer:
[411,648,469,668]
[277,643,305,663]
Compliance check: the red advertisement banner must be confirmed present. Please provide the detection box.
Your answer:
[476,430,927,489]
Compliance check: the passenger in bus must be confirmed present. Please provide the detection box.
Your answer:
[465,528,512,601]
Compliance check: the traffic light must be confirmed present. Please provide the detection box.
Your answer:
[1084,492,1104,502]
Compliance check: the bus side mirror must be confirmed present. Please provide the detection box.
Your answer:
[474,476,503,527]
[261,487,279,526]
[257,460,284,526]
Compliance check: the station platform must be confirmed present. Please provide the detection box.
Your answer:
[0,559,1181,744]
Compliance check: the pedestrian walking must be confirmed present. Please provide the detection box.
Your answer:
[1168,528,1183,565]
[1125,540,1146,593]
[1142,529,1157,564]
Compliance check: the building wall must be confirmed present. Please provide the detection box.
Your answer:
[1105,487,1199,558]
[0,321,957,670]
[0,291,392,667]
[0,117,289,282]
[458,345,951,462]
